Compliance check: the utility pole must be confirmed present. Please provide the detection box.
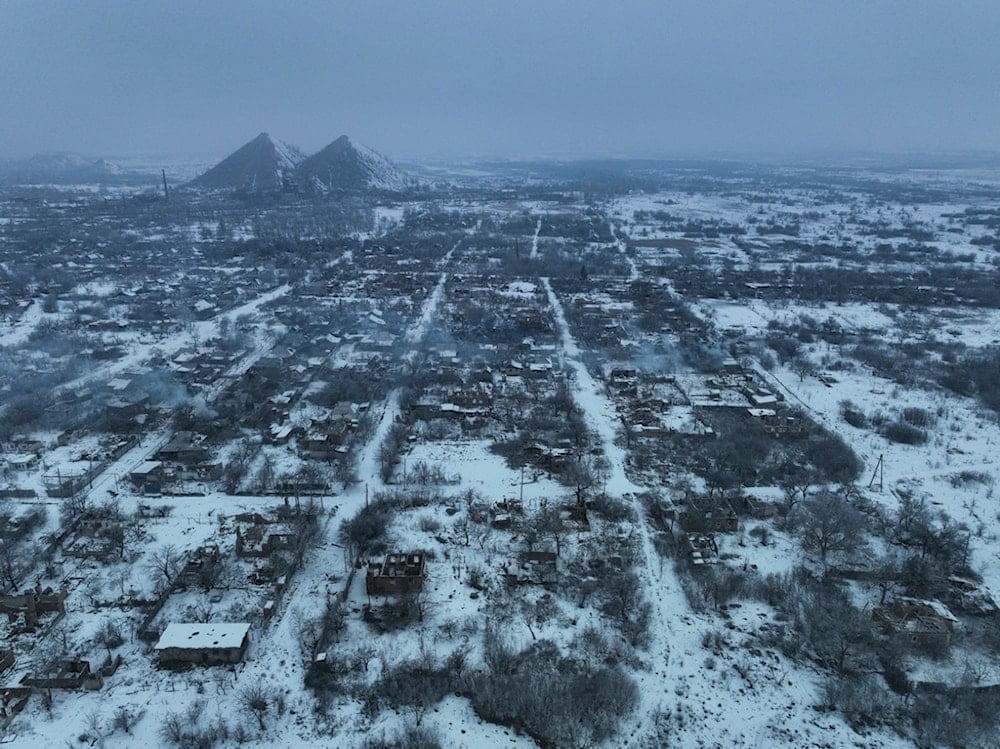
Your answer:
[868,453,884,492]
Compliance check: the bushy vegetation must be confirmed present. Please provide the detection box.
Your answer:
[882,419,928,445]
[465,632,640,748]
[939,346,1000,413]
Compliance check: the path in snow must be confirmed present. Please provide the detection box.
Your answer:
[1,282,287,487]
[236,244,459,734]
[408,268,450,344]
[0,299,44,347]
[83,318,285,501]
[329,243,458,534]
[529,218,542,259]
[609,220,639,281]
[542,277,683,744]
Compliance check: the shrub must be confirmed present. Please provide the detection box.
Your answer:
[839,400,867,429]
[462,637,639,748]
[363,724,442,749]
[588,494,635,523]
[882,420,928,445]
[821,675,898,729]
[338,500,396,557]
[949,470,992,488]
[804,432,863,484]
[419,514,442,533]
[901,406,933,428]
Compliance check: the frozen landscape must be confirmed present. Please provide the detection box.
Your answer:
[0,153,999,749]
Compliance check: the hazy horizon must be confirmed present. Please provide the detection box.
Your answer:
[2,2,999,162]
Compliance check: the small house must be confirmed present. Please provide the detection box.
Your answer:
[365,552,426,596]
[873,597,959,647]
[129,460,163,488]
[154,622,251,665]
[678,497,739,534]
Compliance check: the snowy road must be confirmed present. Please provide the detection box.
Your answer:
[529,218,542,259]
[334,243,457,523]
[609,220,639,281]
[0,299,44,347]
[542,276,683,744]
[224,244,459,741]
[51,283,292,401]
[77,293,287,502]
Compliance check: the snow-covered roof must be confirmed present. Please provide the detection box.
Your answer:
[154,622,250,651]
[897,597,959,623]
[107,377,131,391]
[131,460,162,475]
[269,424,293,439]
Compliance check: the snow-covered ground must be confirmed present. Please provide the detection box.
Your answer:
[3,170,1000,747]
[543,276,909,749]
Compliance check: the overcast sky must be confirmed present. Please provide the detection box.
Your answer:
[1,1,998,161]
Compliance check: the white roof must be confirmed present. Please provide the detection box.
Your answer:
[132,460,162,475]
[155,622,250,651]
[108,378,131,391]
[270,424,293,439]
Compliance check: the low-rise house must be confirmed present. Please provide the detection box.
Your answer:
[178,545,222,588]
[678,497,739,534]
[366,552,426,595]
[235,522,296,559]
[156,432,210,465]
[685,533,719,567]
[873,597,959,647]
[503,549,559,587]
[266,422,297,445]
[129,460,164,489]
[747,390,780,408]
[154,622,251,665]
[330,400,363,425]
[763,416,808,439]
[192,299,218,319]
[4,453,39,471]
[22,659,103,691]
[0,588,68,628]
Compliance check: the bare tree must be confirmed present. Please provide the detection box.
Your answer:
[94,619,125,656]
[533,505,567,556]
[111,705,142,734]
[240,683,272,731]
[798,586,875,674]
[778,469,813,516]
[791,354,816,382]
[0,503,46,592]
[146,544,182,590]
[0,539,39,592]
[563,454,604,506]
[795,489,869,572]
